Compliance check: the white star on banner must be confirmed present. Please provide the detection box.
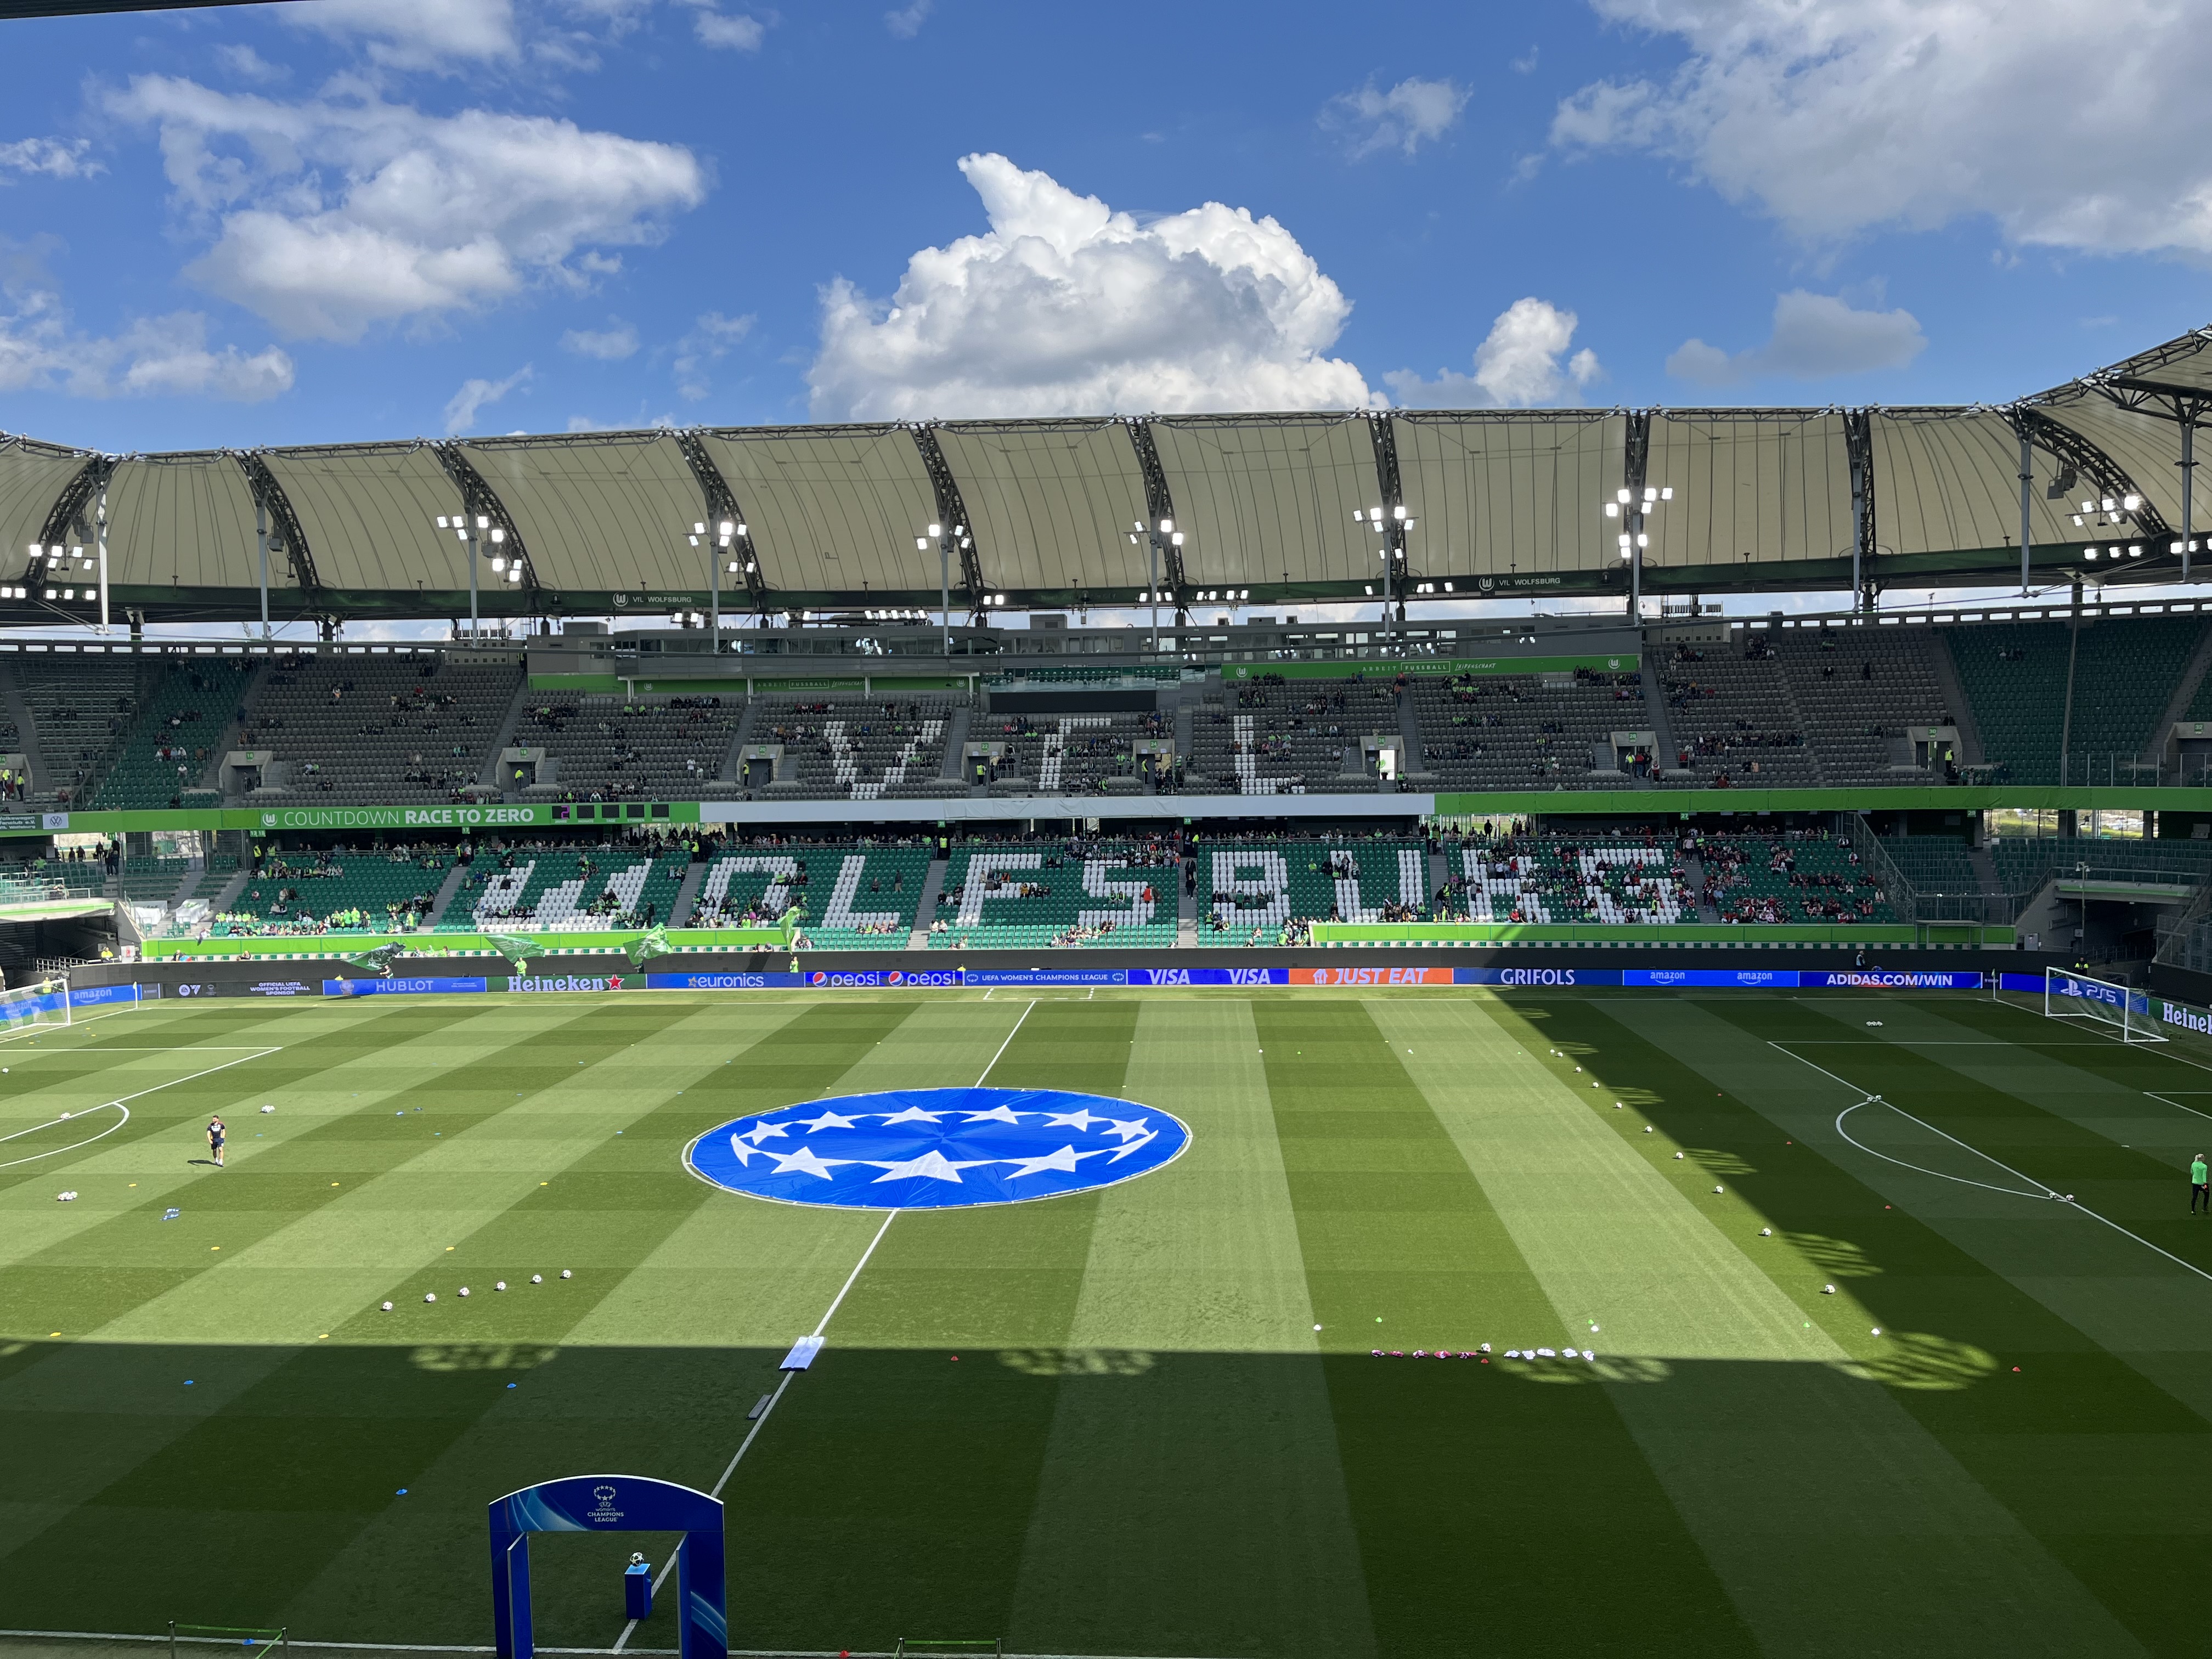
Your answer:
[727,1132,761,1166]
[768,1146,853,1181]
[794,1109,863,1132]
[877,1105,946,1126]
[962,1105,1029,1125]
[867,1150,991,1184]
[743,1120,792,1146]
[1000,1144,1085,1180]
[1104,1116,1151,1142]
[1041,1109,1105,1130]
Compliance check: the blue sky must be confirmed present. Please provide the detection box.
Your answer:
[2,0,2209,457]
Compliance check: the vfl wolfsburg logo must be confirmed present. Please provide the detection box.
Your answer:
[684,1087,1190,1210]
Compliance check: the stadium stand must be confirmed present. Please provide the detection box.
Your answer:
[1697,833,1895,923]
[748,696,962,800]
[1188,676,1402,793]
[926,838,1179,949]
[1988,833,2212,894]
[1447,835,1692,924]
[1773,628,1956,785]
[514,695,746,800]
[1197,837,1429,942]
[689,842,931,945]
[236,652,522,803]
[1944,616,2204,785]
[448,840,689,931]
[1881,835,1978,895]
[1412,668,1654,788]
[91,658,256,809]
[15,654,142,805]
[205,846,455,936]
[1659,641,1818,786]
[969,709,1174,794]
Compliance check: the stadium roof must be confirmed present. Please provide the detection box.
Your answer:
[6,327,2212,628]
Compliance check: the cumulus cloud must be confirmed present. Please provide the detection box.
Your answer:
[443,364,532,433]
[561,318,640,359]
[691,7,767,50]
[673,309,754,400]
[1551,0,2212,255]
[1666,290,1926,387]
[885,0,931,38]
[103,76,708,342]
[1383,297,1600,408]
[214,44,289,84]
[808,153,1372,420]
[1325,76,1469,159]
[0,256,291,402]
[0,138,101,181]
[283,0,519,70]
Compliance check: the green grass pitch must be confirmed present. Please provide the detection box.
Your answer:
[3,985,2210,1657]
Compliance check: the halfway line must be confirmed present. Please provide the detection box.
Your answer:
[614,998,1039,1650]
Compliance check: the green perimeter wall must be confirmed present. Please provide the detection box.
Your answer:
[10,785,2212,840]
[143,924,790,961]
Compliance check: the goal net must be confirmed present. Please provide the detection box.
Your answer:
[0,979,71,1037]
[2042,967,2165,1044]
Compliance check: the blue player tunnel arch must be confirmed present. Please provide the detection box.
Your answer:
[489,1474,725,1659]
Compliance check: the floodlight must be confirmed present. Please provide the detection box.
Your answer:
[2085,548,2100,560]
[1605,503,1619,517]
[435,517,448,529]
[2101,496,2116,513]
[927,522,941,538]
[1660,487,1673,500]
[917,537,929,550]
[1618,533,1632,549]
[1644,487,1657,502]
[1636,533,1649,548]
[1171,532,1184,545]
[1159,517,1173,534]
[476,516,490,530]
[2130,544,2143,557]
[1392,504,1406,520]
[491,556,505,572]
[2073,515,2086,527]
[1616,489,1632,504]
[489,527,504,544]
[693,522,707,535]
[2124,494,2142,512]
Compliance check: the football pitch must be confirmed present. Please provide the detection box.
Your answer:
[3,984,2211,1658]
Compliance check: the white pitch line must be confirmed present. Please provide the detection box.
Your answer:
[616,1000,1039,1651]
[0,1046,281,1171]
[1774,1040,2212,1288]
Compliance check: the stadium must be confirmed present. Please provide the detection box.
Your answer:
[8,5,2212,1658]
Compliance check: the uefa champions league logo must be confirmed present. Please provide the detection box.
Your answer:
[589,1484,622,1523]
[685,1087,1190,1210]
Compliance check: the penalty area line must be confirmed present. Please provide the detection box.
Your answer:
[615,1001,1040,1652]
[1773,1040,2212,1290]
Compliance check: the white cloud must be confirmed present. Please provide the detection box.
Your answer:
[885,0,932,38]
[692,8,766,50]
[1666,290,1926,387]
[673,309,754,400]
[0,257,291,402]
[442,364,532,433]
[214,44,289,84]
[284,0,518,70]
[1325,76,1469,159]
[1552,0,2212,255]
[104,77,708,342]
[0,138,101,181]
[561,318,640,359]
[1383,297,1600,408]
[808,153,1372,420]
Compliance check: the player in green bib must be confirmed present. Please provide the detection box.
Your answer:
[2192,1154,2208,1214]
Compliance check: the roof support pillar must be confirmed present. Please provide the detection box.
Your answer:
[911,425,986,622]
[432,444,537,628]
[1365,414,1411,635]
[1126,419,1189,624]
[2019,425,2034,596]
[233,452,319,629]
[674,431,769,622]
[1623,411,1650,620]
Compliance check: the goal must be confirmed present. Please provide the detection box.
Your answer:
[2042,967,2166,1044]
[0,979,71,1037]
[169,1625,285,1659]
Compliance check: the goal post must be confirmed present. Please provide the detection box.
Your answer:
[0,978,71,1036]
[2042,966,2166,1044]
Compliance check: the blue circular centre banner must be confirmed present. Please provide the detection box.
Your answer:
[684,1086,1190,1210]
